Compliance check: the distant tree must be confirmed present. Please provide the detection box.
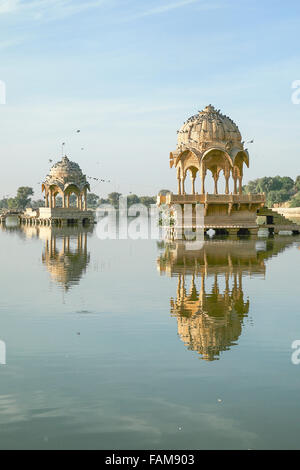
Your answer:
[139,196,156,207]
[295,176,300,191]
[87,193,100,208]
[98,197,109,205]
[0,198,9,210]
[31,199,45,209]
[7,198,17,210]
[107,192,122,209]
[55,194,77,207]
[14,187,34,209]
[290,192,300,208]
[267,189,291,207]
[243,176,296,207]
[127,194,140,206]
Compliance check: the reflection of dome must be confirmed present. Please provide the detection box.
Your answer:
[44,156,90,192]
[170,272,249,361]
[177,104,242,150]
[42,230,90,291]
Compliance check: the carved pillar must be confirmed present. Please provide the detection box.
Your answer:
[213,173,219,195]
[177,177,181,195]
[238,176,243,195]
[191,176,196,195]
[67,194,70,208]
[232,168,238,195]
[201,168,206,195]
[62,193,65,208]
[181,177,185,195]
[49,190,53,209]
[225,176,230,194]
[233,178,237,194]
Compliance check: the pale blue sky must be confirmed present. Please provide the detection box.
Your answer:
[0,0,299,198]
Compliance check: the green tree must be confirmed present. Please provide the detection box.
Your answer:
[107,192,122,209]
[290,192,300,208]
[139,196,156,207]
[31,199,45,208]
[14,187,34,209]
[87,193,100,208]
[0,198,9,210]
[7,198,17,210]
[243,176,296,207]
[127,194,140,206]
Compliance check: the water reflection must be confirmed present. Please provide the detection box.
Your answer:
[157,238,296,361]
[41,228,91,291]
[1,224,93,291]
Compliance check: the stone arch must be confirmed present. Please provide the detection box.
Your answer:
[184,165,199,195]
[232,151,248,195]
[64,183,81,208]
[175,149,201,195]
[201,148,233,195]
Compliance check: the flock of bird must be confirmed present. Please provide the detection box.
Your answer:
[40,129,112,188]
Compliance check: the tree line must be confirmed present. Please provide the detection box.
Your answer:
[0,188,157,211]
[243,176,300,207]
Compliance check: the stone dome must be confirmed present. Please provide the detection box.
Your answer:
[44,156,89,192]
[176,104,243,152]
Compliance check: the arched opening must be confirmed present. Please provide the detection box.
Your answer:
[233,151,248,195]
[177,150,200,195]
[201,149,233,195]
[64,184,80,209]
[185,166,198,195]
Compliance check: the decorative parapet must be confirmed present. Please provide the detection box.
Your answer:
[157,193,265,206]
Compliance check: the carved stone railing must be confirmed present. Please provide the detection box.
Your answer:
[157,193,265,205]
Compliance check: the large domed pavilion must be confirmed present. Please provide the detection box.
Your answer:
[170,104,249,195]
[158,105,266,236]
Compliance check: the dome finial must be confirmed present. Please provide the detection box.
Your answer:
[203,104,215,113]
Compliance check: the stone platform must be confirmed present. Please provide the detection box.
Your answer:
[20,207,94,226]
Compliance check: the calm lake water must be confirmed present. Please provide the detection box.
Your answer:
[0,222,300,450]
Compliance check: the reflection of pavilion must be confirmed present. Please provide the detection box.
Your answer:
[170,270,249,361]
[157,238,296,361]
[41,227,91,290]
[8,224,93,291]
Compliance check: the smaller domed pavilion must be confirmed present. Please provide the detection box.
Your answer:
[31,156,95,226]
[42,156,90,210]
